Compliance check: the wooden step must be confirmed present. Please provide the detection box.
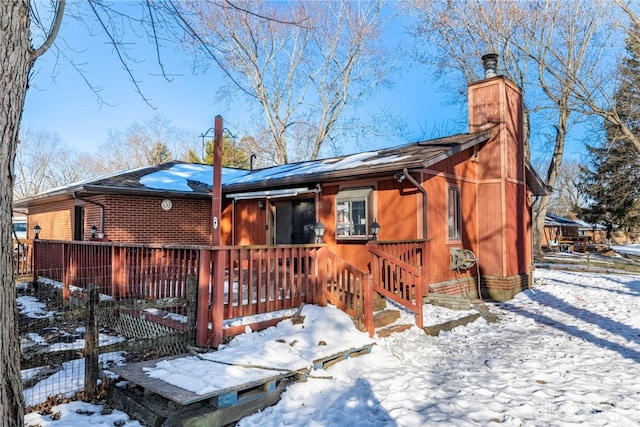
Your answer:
[372,295,386,312]
[373,309,400,329]
[376,324,412,338]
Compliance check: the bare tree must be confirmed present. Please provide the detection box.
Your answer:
[14,130,98,199]
[547,160,587,216]
[1,1,64,422]
[568,0,640,156]
[97,115,197,172]
[408,0,614,255]
[178,0,391,165]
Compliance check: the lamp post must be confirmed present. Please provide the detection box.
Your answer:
[370,219,380,241]
[313,221,326,244]
[33,224,41,240]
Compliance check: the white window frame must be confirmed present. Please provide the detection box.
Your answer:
[335,187,373,240]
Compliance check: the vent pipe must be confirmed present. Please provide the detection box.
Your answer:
[481,53,499,78]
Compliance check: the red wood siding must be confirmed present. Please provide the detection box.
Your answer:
[505,181,527,276]
[231,200,268,245]
[422,165,479,286]
[376,178,418,241]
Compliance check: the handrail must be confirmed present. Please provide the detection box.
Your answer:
[368,242,423,328]
[322,248,372,336]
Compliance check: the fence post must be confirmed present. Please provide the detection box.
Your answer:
[84,284,99,398]
[211,249,226,348]
[185,275,197,348]
[196,250,211,346]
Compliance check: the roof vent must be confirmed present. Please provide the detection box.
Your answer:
[481,53,499,78]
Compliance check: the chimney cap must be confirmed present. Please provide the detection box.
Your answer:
[481,53,500,79]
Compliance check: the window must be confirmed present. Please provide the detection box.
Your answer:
[448,187,461,240]
[336,188,373,239]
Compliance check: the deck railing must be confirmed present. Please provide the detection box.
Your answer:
[198,245,327,346]
[323,249,372,335]
[30,240,421,344]
[13,239,33,276]
[376,240,425,267]
[368,242,424,328]
[32,240,328,347]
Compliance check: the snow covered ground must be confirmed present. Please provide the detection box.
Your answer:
[24,252,640,426]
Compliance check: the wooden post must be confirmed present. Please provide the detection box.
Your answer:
[415,267,424,329]
[212,115,223,246]
[211,249,226,348]
[363,274,374,337]
[317,247,327,306]
[185,275,197,347]
[111,246,121,299]
[84,284,99,398]
[197,250,211,346]
[31,240,38,283]
[62,244,70,300]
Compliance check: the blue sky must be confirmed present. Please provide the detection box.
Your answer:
[21,4,584,165]
[20,5,467,158]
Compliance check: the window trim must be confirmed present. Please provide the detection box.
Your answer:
[447,186,461,241]
[335,187,373,241]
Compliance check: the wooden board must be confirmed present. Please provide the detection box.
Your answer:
[110,355,295,407]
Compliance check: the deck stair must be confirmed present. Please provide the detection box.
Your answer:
[372,305,413,338]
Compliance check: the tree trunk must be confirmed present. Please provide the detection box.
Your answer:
[0,1,32,424]
[532,95,570,257]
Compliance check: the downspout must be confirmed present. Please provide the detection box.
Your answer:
[403,168,427,241]
[73,193,105,235]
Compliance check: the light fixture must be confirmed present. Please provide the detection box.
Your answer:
[33,224,41,240]
[313,221,326,244]
[258,200,265,210]
[370,219,380,241]
[90,225,97,239]
[394,171,406,182]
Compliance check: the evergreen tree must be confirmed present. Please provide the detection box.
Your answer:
[149,141,172,164]
[200,136,250,169]
[579,25,640,235]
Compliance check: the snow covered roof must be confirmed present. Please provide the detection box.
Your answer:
[14,162,249,206]
[545,213,581,228]
[223,132,492,192]
[15,130,546,205]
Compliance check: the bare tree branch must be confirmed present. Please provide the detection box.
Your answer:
[31,0,65,60]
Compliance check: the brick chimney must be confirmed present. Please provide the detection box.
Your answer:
[468,54,530,299]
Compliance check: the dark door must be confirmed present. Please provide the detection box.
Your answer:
[274,199,315,244]
[291,199,315,244]
[74,206,84,241]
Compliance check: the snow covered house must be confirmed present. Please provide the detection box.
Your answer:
[15,57,547,340]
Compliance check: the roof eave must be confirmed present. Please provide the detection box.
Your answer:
[222,159,427,193]
[421,132,491,168]
[525,162,550,196]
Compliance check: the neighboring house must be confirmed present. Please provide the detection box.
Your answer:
[574,219,609,245]
[15,58,548,301]
[543,213,580,249]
